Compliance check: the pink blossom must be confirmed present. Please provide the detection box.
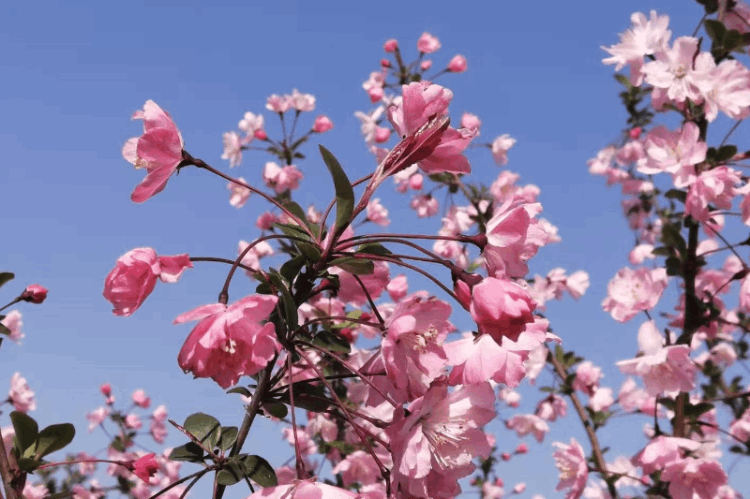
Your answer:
[410,194,439,217]
[21,284,48,304]
[588,387,614,412]
[313,115,334,133]
[482,479,504,499]
[536,394,567,422]
[290,89,316,112]
[447,55,467,73]
[629,244,655,264]
[328,260,389,307]
[482,202,535,279]
[602,11,671,85]
[266,94,291,113]
[512,483,526,494]
[694,57,750,122]
[386,82,473,175]
[122,100,184,203]
[491,134,516,166]
[1,310,23,343]
[239,111,265,138]
[86,407,109,432]
[553,438,588,499]
[22,483,49,499]
[366,198,390,226]
[263,162,304,193]
[282,427,318,455]
[384,39,398,52]
[640,122,707,187]
[382,293,453,401]
[256,211,278,230]
[506,414,549,442]
[9,372,35,412]
[228,178,251,208]
[100,383,112,396]
[460,112,481,132]
[572,361,602,396]
[246,480,358,499]
[686,167,741,223]
[420,60,433,71]
[386,381,495,499]
[601,267,668,322]
[132,389,151,408]
[103,248,192,317]
[222,131,243,167]
[124,414,142,429]
[662,458,727,499]
[331,450,382,486]
[238,240,275,276]
[631,435,701,474]
[174,294,280,388]
[387,274,408,302]
[417,32,441,53]
[150,408,168,444]
[643,37,707,103]
[470,277,536,342]
[363,71,386,103]
[132,453,159,483]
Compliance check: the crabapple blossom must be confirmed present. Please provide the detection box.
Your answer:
[410,194,439,217]
[384,39,398,52]
[460,112,481,132]
[572,361,602,396]
[132,453,159,483]
[470,277,536,342]
[552,438,588,499]
[417,32,441,53]
[290,89,316,112]
[21,284,48,304]
[23,483,49,499]
[506,414,549,442]
[132,389,151,408]
[328,261,389,307]
[536,394,567,422]
[601,267,668,322]
[366,198,390,226]
[86,407,109,432]
[661,458,727,499]
[239,111,265,137]
[246,480,358,499]
[221,131,243,167]
[685,167,741,223]
[386,274,408,302]
[313,115,334,133]
[602,10,671,85]
[642,36,706,103]
[263,162,304,193]
[588,387,614,412]
[266,94,291,113]
[9,372,36,412]
[174,294,280,388]
[447,55,467,73]
[363,71,386,103]
[420,60,432,71]
[694,57,750,122]
[103,248,192,317]
[228,178,251,208]
[491,134,516,166]
[122,100,184,203]
[640,122,707,187]
[1,310,23,343]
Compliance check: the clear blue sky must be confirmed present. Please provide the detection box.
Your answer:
[1,0,746,497]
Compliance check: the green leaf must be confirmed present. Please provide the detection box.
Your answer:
[290,136,309,150]
[716,145,738,162]
[183,413,221,451]
[665,256,683,277]
[273,222,311,241]
[227,386,252,397]
[319,145,354,234]
[16,457,39,473]
[241,455,277,487]
[219,426,238,452]
[169,442,205,462]
[685,402,714,418]
[283,201,309,226]
[280,255,307,285]
[614,74,632,88]
[704,19,727,43]
[664,189,687,203]
[34,423,75,459]
[355,243,393,257]
[0,272,14,289]
[650,246,672,257]
[313,330,351,354]
[328,257,374,275]
[0,323,12,337]
[264,402,288,420]
[217,457,244,486]
[298,243,322,262]
[10,411,38,456]
[268,271,298,331]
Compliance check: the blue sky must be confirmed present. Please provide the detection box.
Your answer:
[1,0,747,497]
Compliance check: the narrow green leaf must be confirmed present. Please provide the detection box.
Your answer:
[169,442,205,462]
[319,145,354,234]
[664,189,687,203]
[268,271,298,331]
[355,243,392,257]
[273,223,311,241]
[227,387,252,397]
[10,411,38,456]
[0,323,12,337]
[183,413,221,451]
[35,423,75,459]
[0,272,14,289]
[313,330,351,354]
[283,201,308,226]
[328,257,374,275]
[241,455,277,487]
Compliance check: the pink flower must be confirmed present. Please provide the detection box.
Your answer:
[629,244,655,264]
[132,453,159,483]
[536,394,567,422]
[662,458,727,499]
[124,414,142,429]
[256,211,278,230]
[22,483,49,499]
[103,248,192,317]
[631,436,701,474]
[238,240,275,276]
[174,295,280,388]
[685,167,741,223]
[239,111,265,138]
[150,405,168,444]
[384,39,398,52]
[246,480,358,499]
[313,115,334,133]
[572,361,602,396]
[470,277,536,342]
[386,82,473,175]
[100,383,112,396]
[588,387,614,412]
[602,11,671,85]
[694,57,750,122]
[386,381,495,499]
[553,438,588,499]
[328,260,389,307]
[266,94,291,113]
[512,483,526,494]
[410,194,439,217]
[382,293,453,401]
[506,414,549,442]
[263,162,304,193]
[417,32,441,53]
[491,134,516,166]
[447,55,467,73]
[228,178,251,208]
[366,198,390,227]
[21,284,47,304]
[221,131,243,167]
[387,274,408,302]
[643,36,707,103]
[132,389,151,409]
[363,71,386,103]
[420,60,433,71]
[9,372,36,412]
[86,407,109,432]
[122,100,184,203]
[640,122,707,187]
[482,202,538,279]
[330,450,382,486]
[1,310,23,343]
[290,89,316,112]
[602,267,668,322]
[460,112,481,132]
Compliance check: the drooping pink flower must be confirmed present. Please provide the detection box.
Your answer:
[382,293,453,401]
[21,284,48,304]
[222,131,243,167]
[385,274,408,302]
[9,372,36,412]
[553,438,588,499]
[132,453,159,483]
[536,394,567,422]
[103,248,192,317]
[1,310,23,343]
[331,450,383,486]
[256,211,278,231]
[246,480,358,499]
[602,267,668,322]
[420,60,433,71]
[313,115,334,133]
[447,55,467,73]
[124,414,142,429]
[506,414,549,442]
[150,406,168,444]
[410,194,439,217]
[132,389,151,409]
[263,162,304,193]
[86,407,109,432]
[174,294,280,388]
[363,71,386,103]
[417,32,441,53]
[239,111,265,138]
[366,198,390,226]
[386,82,473,175]
[228,178,251,208]
[122,100,184,203]
[491,135,516,166]
[386,380,495,499]
[470,277,536,342]
[662,458,727,499]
